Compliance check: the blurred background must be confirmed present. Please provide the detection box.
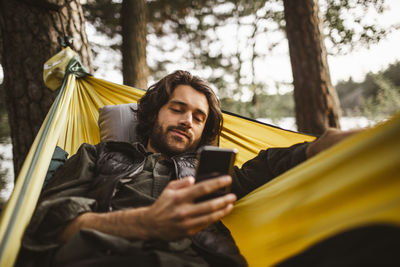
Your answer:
[1,0,400,207]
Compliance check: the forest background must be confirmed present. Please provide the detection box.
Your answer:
[1,0,400,205]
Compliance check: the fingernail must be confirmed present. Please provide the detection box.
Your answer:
[187,176,195,184]
[227,194,236,201]
[222,175,231,182]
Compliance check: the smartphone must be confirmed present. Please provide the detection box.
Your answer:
[195,146,237,201]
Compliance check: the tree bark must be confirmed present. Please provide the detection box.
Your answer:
[0,0,93,178]
[283,0,341,135]
[121,0,148,89]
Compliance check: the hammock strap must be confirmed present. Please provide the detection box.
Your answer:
[0,73,69,263]
[0,56,87,266]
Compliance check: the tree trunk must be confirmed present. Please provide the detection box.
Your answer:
[283,0,341,135]
[121,0,148,89]
[0,0,93,178]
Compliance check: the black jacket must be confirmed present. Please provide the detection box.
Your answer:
[21,141,309,267]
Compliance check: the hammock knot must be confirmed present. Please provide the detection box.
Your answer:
[43,47,90,91]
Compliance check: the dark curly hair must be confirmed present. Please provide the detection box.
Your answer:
[137,70,223,148]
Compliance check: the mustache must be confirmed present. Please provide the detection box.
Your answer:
[167,125,191,139]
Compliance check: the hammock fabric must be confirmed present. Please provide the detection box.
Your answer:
[0,48,399,267]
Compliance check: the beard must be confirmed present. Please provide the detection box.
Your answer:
[148,122,195,157]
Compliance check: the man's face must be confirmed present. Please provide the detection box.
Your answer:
[147,84,209,156]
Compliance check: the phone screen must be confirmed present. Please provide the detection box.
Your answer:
[196,146,237,180]
[195,146,237,201]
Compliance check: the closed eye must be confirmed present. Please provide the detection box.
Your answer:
[170,107,182,113]
[193,114,205,123]
[194,117,201,122]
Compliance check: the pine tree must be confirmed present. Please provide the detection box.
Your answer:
[0,0,93,177]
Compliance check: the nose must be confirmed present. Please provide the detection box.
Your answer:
[179,112,193,128]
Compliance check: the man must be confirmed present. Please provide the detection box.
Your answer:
[20,70,354,267]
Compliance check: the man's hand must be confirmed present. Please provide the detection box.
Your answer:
[59,176,236,242]
[306,128,363,158]
[142,176,236,241]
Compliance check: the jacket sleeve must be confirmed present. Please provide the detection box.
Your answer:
[22,143,99,252]
[231,142,309,199]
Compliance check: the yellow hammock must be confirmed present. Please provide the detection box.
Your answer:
[0,47,399,267]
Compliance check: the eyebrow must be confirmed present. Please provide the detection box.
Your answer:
[169,100,208,118]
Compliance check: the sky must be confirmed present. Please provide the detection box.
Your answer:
[328,1,400,84]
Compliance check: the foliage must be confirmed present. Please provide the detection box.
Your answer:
[0,82,10,142]
[380,60,400,87]
[227,61,400,122]
[0,79,11,204]
[360,76,400,121]
[0,151,8,206]
[82,0,395,107]
[336,61,400,118]
[221,92,294,119]
[321,0,396,54]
